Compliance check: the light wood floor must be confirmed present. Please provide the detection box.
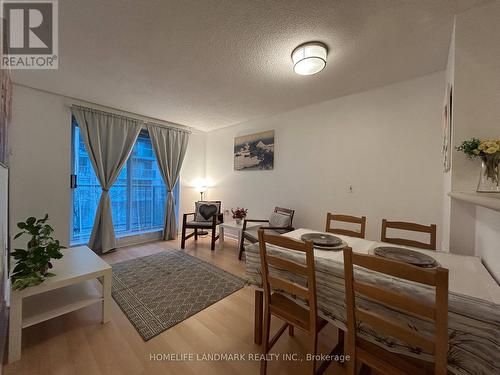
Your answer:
[4,237,345,375]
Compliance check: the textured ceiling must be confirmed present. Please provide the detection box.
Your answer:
[12,0,488,131]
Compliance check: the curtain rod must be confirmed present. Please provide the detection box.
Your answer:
[70,103,193,134]
[11,83,199,133]
[70,104,192,134]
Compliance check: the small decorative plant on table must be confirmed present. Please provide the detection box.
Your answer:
[11,215,65,290]
[231,207,248,225]
[457,138,500,192]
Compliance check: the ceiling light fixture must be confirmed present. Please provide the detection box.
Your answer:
[291,42,328,76]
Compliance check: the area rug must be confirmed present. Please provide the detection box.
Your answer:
[111,250,245,341]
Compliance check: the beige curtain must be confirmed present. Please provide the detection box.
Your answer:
[72,106,142,254]
[147,124,189,240]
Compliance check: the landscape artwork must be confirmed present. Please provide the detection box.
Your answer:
[234,130,274,171]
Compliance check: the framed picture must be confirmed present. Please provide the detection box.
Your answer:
[442,84,452,173]
[234,130,274,171]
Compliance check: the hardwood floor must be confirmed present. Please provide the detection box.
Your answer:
[4,237,345,375]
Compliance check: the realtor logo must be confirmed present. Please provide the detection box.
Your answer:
[1,0,58,69]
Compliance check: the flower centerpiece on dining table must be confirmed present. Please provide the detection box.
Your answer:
[456,138,500,192]
[231,207,248,225]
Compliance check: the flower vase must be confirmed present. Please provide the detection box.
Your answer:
[477,157,500,193]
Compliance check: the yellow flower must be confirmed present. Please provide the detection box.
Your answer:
[473,149,480,155]
[478,143,486,151]
[484,146,499,154]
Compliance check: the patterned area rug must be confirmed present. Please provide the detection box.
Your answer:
[111,250,245,341]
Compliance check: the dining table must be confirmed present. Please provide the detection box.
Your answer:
[245,228,500,375]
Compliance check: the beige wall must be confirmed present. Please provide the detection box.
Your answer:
[205,72,445,243]
[9,85,206,247]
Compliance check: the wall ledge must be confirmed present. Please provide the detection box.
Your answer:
[448,191,500,212]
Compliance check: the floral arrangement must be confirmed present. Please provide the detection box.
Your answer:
[231,207,248,220]
[456,138,500,185]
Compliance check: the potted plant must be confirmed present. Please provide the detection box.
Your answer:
[456,138,500,192]
[231,207,248,225]
[11,214,65,290]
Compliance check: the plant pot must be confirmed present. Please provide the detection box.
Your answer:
[477,157,500,193]
[235,218,242,225]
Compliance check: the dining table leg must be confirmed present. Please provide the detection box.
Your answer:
[254,289,263,345]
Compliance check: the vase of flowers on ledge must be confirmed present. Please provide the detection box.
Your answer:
[231,207,248,225]
[457,138,500,193]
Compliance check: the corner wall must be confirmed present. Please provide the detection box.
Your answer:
[443,1,500,279]
[205,72,445,243]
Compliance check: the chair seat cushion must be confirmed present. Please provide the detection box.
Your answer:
[186,220,215,227]
[244,227,283,242]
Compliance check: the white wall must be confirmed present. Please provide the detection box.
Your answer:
[9,85,72,246]
[9,85,206,247]
[475,206,500,282]
[442,1,500,279]
[206,72,445,243]
[452,0,500,192]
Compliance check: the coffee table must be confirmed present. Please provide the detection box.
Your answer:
[219,220,260,251]
[8,246,112,363]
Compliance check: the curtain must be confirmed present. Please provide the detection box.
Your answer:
[72,106,142,253]
[147,124,189,240]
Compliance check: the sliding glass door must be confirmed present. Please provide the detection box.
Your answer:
[71,119,180,245]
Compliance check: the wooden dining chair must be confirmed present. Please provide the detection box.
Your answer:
[258,229,342,375]
[381,219,437,250]
[325,213,366,238]
[343,247,449,375]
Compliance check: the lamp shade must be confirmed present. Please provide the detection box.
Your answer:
[194,178,208,193]
[291,42,328,75]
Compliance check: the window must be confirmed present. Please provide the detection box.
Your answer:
[71,119,180,245]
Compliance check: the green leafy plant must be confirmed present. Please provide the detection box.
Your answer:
[11,215,65,290]
[456,138,481,159]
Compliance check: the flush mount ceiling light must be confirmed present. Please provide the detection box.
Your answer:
[291,42,328,75]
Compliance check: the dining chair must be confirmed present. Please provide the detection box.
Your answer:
[258,229,341,375]
[325,213,366,238]
[381,219,437,250]
[343,247,449,375]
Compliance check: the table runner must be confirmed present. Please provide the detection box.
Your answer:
[245,242,500,375]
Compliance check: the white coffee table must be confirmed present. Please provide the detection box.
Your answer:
[219,220,260,250]
[8,245,112,363]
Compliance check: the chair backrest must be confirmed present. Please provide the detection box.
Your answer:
[258,229,317,331]
[274,207,295,225]
[343,247,448,375]
[381,219,437,250]
[196,200,222,213]
[325,213,366,238]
